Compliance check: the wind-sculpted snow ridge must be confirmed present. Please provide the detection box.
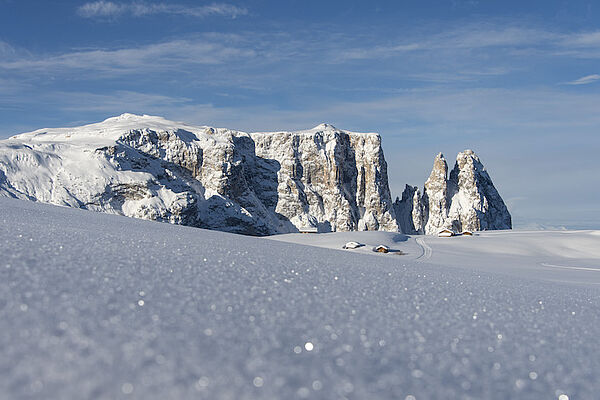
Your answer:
[0,114,398,235]
[1,197,599,399]
[394,150,512,235]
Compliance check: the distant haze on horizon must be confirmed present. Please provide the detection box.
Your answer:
[1,0,598,229]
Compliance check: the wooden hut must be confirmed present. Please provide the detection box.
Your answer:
[373,245,390,253]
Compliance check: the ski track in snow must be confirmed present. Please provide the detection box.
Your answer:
[1,198,600,400]
[540,263,600,272]
[415,237,432,261]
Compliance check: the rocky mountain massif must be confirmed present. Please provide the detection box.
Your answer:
[0,114,510,235]
[0,114,398,235]
[393,151,512,234]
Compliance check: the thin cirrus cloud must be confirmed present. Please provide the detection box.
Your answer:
[77,1,248,19]
[560,31,600,47]
[553,30,600,58]
[565,74,600,85]
[0,40,22,58]
[3,22,600,89]
[333,24,559,62]
[0,36,257,74]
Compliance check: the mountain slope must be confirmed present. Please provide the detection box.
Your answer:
[0,114,398,235]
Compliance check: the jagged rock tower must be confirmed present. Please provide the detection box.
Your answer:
[394,150,511,234]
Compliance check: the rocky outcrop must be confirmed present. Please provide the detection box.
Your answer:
[394,150,511,234]
[393,185,424,234]
[248,124,398,232]
[0,114,398,235]
[446,150,512,232]
[423,152,450,235]
[0,115,511,236]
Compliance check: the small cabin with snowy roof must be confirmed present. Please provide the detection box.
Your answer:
[438,229,455,237]
[343,241,364,249]
[373,245,390,253]
[299,226,319,234]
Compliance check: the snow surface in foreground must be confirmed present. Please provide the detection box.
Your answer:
[1,198,600,399]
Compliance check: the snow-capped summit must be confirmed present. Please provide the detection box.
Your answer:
[10,113,210,145]
[0,115,398,235]
[252,123,377,137]
[314,123,336,130]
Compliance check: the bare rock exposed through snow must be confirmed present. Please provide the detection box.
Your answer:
[0,114,398,235]
[393,184,424,234]
[394,150,511,234]
[446,149,512,232]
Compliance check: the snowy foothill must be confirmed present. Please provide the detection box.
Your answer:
[1,198,600,399]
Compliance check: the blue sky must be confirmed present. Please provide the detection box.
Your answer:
[1,0,599,228]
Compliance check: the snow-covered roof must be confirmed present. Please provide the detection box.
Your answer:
[298,226,319,233]
[343,241,364,249]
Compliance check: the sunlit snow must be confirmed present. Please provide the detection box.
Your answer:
[1,198,599,399]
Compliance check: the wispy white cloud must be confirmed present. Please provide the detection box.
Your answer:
[0,36,257,74]
[565,74,600,85]
[3,21,600,97]
[337,43,420,61]
[55,90,193,113]
[0,40,14,55]
[77,1,248,19]
[0,40,26,58]
[435,24,558,49]
[335,25,600,63]
[560,31,600,47]
[332,23,558,68]
[0,22,595,84]
[553,30,600,58]
[78,1,123,18]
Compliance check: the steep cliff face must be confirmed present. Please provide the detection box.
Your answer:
[446,150,512,232]
[0,114,398,235]
[248,124,397,232]
[393,185,424,234]
[423,153,450,234]
[394,150,511,234]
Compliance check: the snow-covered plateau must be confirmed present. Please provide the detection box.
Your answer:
[1,197,599,399]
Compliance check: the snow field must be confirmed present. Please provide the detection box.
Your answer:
[1,198,599,399]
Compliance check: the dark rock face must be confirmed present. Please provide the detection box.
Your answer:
[393,185,424,235]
